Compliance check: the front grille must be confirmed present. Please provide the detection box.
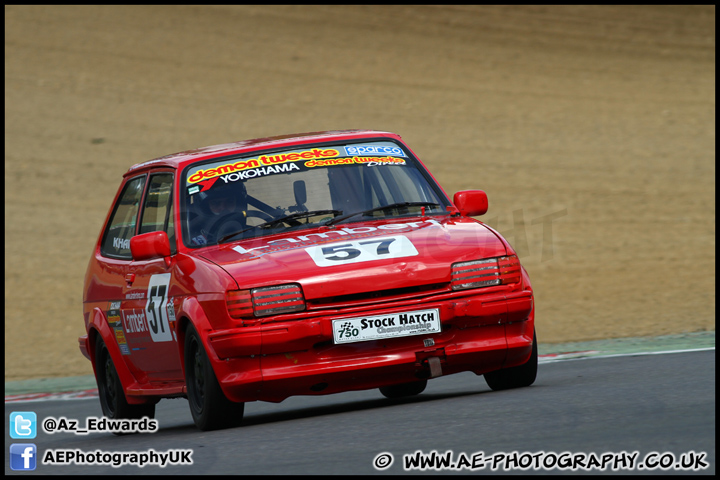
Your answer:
[307,283,448,309]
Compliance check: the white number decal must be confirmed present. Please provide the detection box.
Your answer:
[305,235,418,267]
[145,273,173,342]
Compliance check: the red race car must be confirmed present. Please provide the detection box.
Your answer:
[80,130,536,431]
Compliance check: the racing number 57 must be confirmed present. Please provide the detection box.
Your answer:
[145,273,173,342]
[321,238,395,261]
[147,284,166,334]
[306,235,419,267]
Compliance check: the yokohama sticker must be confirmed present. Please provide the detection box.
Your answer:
[332,308,441,344]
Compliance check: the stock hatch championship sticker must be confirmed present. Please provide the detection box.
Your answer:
[333,308,441,344]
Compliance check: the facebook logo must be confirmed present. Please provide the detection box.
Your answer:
[10,411,37,439]
[10,444,37,471]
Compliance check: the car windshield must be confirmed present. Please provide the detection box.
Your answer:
[181,140,450,247]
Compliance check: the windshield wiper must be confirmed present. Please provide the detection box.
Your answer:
[324,202,441,227]
[218,210,342,243]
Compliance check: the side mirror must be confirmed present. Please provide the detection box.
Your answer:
[453,190,488,216]
[130,231,172,261]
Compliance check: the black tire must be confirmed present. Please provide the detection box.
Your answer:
[484,330,538,391]
[95,337,155,423]
[379,379,428,399]
[184,324,244,431]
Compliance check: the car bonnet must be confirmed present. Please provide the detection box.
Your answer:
[196,216,507,300]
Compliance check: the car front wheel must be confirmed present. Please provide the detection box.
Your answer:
[484,330,538,391]
[95,337,155,423]
[184,324,244,431]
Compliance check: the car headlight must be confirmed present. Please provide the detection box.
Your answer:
[451,255,521,291]
[227,284,306,319]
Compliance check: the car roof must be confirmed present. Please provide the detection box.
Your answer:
[125,129,401,176]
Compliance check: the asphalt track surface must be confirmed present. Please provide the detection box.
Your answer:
[5,349,715,475]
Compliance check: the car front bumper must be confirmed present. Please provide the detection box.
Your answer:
[206,289,534,403]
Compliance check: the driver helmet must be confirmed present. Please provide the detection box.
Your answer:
[199,182,248,217]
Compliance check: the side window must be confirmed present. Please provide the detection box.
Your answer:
[139,173,177,253]
[100,176,146,259]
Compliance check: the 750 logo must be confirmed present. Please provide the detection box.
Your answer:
[335,322,360,340]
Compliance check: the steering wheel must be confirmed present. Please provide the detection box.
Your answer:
[206,210,278,242]
[246,210,274,222]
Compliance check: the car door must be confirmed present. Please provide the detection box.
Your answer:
[91,174,146,377]
[121,171,184,382]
